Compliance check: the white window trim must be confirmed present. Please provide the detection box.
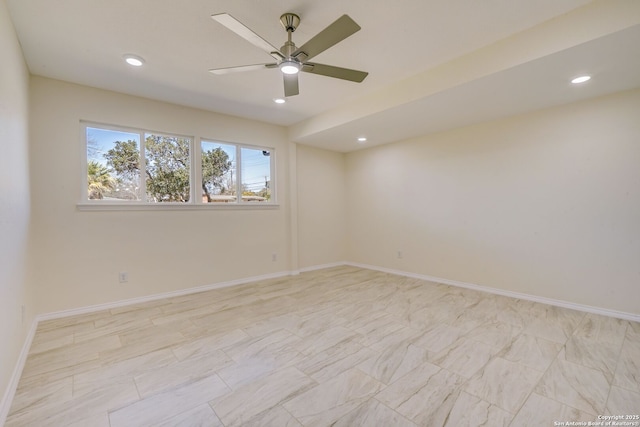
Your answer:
[80,121,278,210]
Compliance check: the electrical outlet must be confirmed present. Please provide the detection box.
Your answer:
[119,272,128,283]
[272,253,277,262]
[397,250,403,259]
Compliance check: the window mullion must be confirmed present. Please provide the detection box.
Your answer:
[193,137,202,204]
[235,145,242,203]
[139,131,147,202]
[270,149,275,202]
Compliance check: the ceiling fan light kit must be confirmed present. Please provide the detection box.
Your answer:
[210,11,368,97]
[280,60,300,75]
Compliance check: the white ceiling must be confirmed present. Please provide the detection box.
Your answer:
[7,0,640,152]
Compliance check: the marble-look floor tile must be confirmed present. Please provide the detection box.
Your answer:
[171,328,248,361]
[98,328,186,365]
[222,328,301,361]
[217,349,304,389]
[368,325,424,352]
[29,333,74,354]
[296,341,375,383]
[499,333,562,372]
[495,298,534,328]
[340,306,390,331]
[7,377,73,419]
[447,312,489,334]
[465,357,543,413]
[36,313,104,332]
[573,313,628,347]
[211,366,315,427]
[613,330,640,393]
[412,323,465,353]
[109,375,229,427]
[118,320,191,346]
[444,391,512,427]
[536,352,610,415]
[285,311,348,338]
[430,338,496,378]
[333,399,417,427]
[523,305,584,344]
[292,326,362,356]
[21,335,121,379]
[409,304,461,329]
[466,320,522,350]
[64,413,111,427]
[7,380,139,427]
[134,350,233,397]
[353,314,406,347]
[74,316,154,343]
[242,313,302,337]
[358,342,430,385]
[509,392,595,426]
[8,267,639,426]
[564,335,620,383]
[283,368,383,427]
[156,404,224,427]
[606,385,640,415]
[375,361,441,409]
[73,348,176,396]
[378,366,465,426]
[240,405,302,427]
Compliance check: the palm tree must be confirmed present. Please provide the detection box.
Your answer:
[87,160,117,199]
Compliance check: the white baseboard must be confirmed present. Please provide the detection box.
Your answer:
[346,262,640,323]
[38,264,349,322]
[38,270,294,322]
[296,262,348,274]
[0,318,38,426]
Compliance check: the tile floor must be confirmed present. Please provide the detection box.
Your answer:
[6,266,640,426]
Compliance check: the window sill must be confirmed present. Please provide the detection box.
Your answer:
[77,202,280,212]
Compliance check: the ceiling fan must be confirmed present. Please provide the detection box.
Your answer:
[209,12,368,97]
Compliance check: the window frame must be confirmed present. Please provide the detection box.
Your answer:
[79,121,277,210]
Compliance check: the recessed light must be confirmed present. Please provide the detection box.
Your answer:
[571,75,591,84]
[123,54,145,67]
[357,137,367,143]
[273,98,286,104]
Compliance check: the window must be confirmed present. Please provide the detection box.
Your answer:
[83,123,275,207]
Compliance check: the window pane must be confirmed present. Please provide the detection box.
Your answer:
[241,147,271,202]
[144,134,191,203]
[87,127,141,201]
[201,141,236,203]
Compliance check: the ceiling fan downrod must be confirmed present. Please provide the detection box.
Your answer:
[279,13,300,58]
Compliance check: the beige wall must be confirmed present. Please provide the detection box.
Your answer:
[296,145,347,268]
[0,0,33,409]
[29,77,295,313]
[346,88,640,315]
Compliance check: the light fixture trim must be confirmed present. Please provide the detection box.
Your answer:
[273,98,286,104]
[123,54,145,67]
[571,75,591,84]
[280,60,300,75]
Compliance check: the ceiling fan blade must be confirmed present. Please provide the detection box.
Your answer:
[292,15,361,62]
[283,73,299,97]
[211,13,284,61]
[302,62,368,82]
[209,63,276,75]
